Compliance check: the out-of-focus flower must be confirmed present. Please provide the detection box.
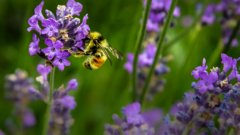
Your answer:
[5,70,37,128]
[0,130,4,135]
[124,44,170,100]
[104,102,155,135]
[50,85,77,135]
[146,0,181,32]
[27,0,90,70]
[201,5,215,25]
[201,0,240,47]
[5,64,79,134]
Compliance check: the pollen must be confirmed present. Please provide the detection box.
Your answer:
[60,29,69,41]
[220,79,228,87]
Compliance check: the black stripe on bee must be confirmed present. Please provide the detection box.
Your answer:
[84,62,92,70]
[97,35,104,42]
[93,58,99,63]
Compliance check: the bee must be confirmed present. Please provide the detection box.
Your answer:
[73,31,122,70]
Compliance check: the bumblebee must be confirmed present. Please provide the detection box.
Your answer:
[73,32,122,70]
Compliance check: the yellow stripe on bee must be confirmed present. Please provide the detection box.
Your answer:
[90,55,107,69]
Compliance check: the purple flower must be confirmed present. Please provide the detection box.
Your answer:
[138,44,156,67]
[66,79,78,91]
[201,1,240,47]
[201,5,215,25]
[124,53,134,73]
[76,14,90,39]
[27,0,90,71]
[5,70,38,129]
[27,15,41,33]
[53,51,71,71]
[29,34,40,56]
[142,109,162,127]
[105,102,154,135]
[41,18,59,37]
[23,111,36,127]
[58,95,76,110]
[192,58,219,93]
[67,0,83,16]
[37,64,52,80]
[122,102,144,125]
[27,1,44,33]
[147,20,160,32]
[174,7,181,17]
[42,39,63,60]
[221,53,237,72]
[192,58,208,79]
[34,0,44,21]
[146,0,180,32]
[50,81,78,135]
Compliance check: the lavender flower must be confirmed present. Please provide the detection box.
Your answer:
[34,63,78,134]
[50,85,77,135]
[124,44,170,100]
[146,0,180,32]
[125,0,178,101]
[201,0,240,47]
[155,54,240,134]
[5,70,36,128]
[27,0,90,70]
[104,102,155,135]
[5,64,79,134]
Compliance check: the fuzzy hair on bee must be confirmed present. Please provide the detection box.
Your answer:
[72,31,122,70]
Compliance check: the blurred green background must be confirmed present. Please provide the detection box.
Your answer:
[0,0,240,135]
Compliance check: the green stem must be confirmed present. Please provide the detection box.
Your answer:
[139,0,178,104]
[223,20,240,53]
[42,67,56,135]
[132,0,152,101]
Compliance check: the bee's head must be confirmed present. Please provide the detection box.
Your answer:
[89,31,102,40]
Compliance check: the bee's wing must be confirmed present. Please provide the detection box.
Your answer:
[101,47,112,65]
[105,45,123,60]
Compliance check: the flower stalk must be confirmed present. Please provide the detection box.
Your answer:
[42,67,55,135]
[140,0,178,104]
[132,0,152,101]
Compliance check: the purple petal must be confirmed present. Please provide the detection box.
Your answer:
[34,1,44,21]
[29,34,40,56]
[147,19,159,32]
[122,102,141,116]
[67,0,83,16]
[44,38,54,47]
[173,7,181,17]
[37,64,52,76]
[124,63,133,73]
[67,79,78,91]
[27,15,41,33]
[23,111,36,127]
[54,40,64,49]
[221,53,235,72]
[59,95,76,110]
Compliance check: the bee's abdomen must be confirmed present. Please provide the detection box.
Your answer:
[91,58,105,69]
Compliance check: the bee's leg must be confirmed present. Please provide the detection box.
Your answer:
[45,60,54,67]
